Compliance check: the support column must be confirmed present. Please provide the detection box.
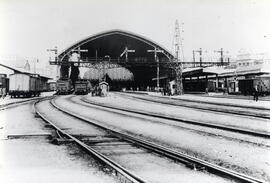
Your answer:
[199,48,202,67]
[175,65,183,95]
[205,75,208,93]
[215,74,219,92]
[157,57,160,89]
[197,76,199,92]
[225,77,228,94]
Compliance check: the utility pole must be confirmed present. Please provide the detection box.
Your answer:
[194,48,202,67]
[192,50,196,67]
[214,48,224,66]
[120,47,135,62]
[147,47,164,89]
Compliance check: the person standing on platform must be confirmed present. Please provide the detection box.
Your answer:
[253,86,259,102]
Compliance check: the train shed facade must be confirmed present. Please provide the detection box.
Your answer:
[55,29,175,90]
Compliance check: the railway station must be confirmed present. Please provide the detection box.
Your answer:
[46,29,270,96]
[1,30,270,97]
[1,1,270,183]
[51,29,176,92]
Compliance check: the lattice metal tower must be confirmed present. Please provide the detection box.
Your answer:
[173,20,184,95]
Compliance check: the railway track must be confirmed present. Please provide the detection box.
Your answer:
[80,96,270,138]
[35,97,266,183]
[0,96,52,111]
[34,98,148,183]
[117,92,270,120]
[72,97,270,148]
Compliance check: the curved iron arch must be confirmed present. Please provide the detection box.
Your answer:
[58,29,174,62]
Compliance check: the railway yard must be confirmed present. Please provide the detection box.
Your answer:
[1,0,270,182]
[0,92,269,183]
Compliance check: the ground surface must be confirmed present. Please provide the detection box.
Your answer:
[86,93,270,134]
[124,91,270,109]
[1,92,269,182]
[0,101,117,183]
[0,92,55,107]
[38,99,233,183]
[55,93,270,181]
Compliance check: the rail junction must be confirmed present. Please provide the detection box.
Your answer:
[33,96,267,183]
[1,29,270,183]
[1,89,269,182]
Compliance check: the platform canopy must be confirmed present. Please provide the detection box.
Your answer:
[57,29,175,87]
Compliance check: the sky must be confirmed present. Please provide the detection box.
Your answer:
[0,0,270,68]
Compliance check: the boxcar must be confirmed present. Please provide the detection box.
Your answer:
[0,74,9,97]
[39,77,48,92]
[9,73,40,97]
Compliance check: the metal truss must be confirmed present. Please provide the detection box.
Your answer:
[50,59,228,69]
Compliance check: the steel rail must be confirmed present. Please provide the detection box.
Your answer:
[117,92,270,120]
[34,99,148,183]
[119,92,270,111]
[51,97,266,183]
[73,97,270,149]
[0,96,53,111]
[80,97,270,138]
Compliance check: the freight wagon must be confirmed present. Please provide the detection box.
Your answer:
[238,76,270,96]
[183,80,216,92]
[9,73,41,98]
[74,79,91,95]
[56,79,72,94]
[0,74,9,97]
[48,82,56,91]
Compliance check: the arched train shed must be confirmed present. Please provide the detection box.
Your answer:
[56,29,176,89]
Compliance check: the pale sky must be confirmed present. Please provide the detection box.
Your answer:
[0,0,270,67]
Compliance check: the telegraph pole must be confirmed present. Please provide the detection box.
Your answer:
[147,47,164,89]
[214,48,224,66]
[193,48,202,67]
[192,50,195,67]
[120,47,135,62]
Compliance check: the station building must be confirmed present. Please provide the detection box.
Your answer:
[54,30,270,95]
[181,53,270,95]
[55,29,176,91]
